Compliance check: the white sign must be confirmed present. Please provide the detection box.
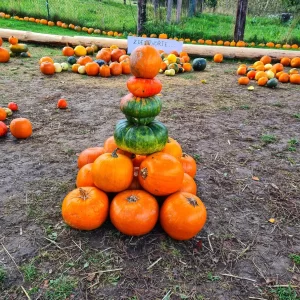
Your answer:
[127,36,183,54]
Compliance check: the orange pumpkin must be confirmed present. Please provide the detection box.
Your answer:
[85,62,99,76]
[40,62,55,75]
[247,70,256,80]
[110,190,159,236]
[0,108,6,121]
[132,154,147,167]
[8,36,18,45]
[290,74,300,84]
[0,37,2,47]
[62,46,74,56]
[237,67,247,75]
[0,48,10,63]
[257,77,268,86]
[99,65,111,77]
[182,63,192,72]
[238,77,250,85]
[39,56,54,65]
[109,62,122,76]
[213,53,223,63]
[161,137,182,159]
[278,73,289,83]
[291,57,300,68]
[120,60,131,74]
[260,55,271,65]
[138,152,184,196]
[9,118,32,139]
[160,192,207,240]
[178,173,197,195]
[128,169,143,189]
[111,48,124,62]
[126,77,162,98]
[280,57,291,66]
[77,147,105,168]
[92,149,134,192]
[273,63,284,72]
[77,56,93,66]
[103,136,132,157]
[180,153,197,178]
[130,45,161,79]
[96,50,111,63]
[62,187,109,230]
[76,163,96,187]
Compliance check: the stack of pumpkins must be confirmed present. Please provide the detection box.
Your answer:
[62,44,207,241]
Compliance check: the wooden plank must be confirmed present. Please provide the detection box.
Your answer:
[1,28,300,60]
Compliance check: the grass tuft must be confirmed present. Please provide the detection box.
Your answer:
[289,253,300,265]
[261,134,277,144]
[45,276,77,300]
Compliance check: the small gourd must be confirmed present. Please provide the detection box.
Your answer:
[165,69,175,76]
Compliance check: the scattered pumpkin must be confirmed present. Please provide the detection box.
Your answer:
[290,74,300,84]
[62,187,109,230]
[0,121,8,137]
[85,62,100,76]
[62,46,74,56]
[0,107,7,121]
[291,57,300,68]
[278,73,289,83]
[109,62,122,76]
[57,98,68,109]
[238,77,250,85]
[99,65,111,77]
[260,55,271,65]
[10,117,32,139]
[280,57,291,66]
[160,192,207,240]
[0,48,10,63]
[213,53,223,63]
[257,77,268,86]
[8,36,18,45]
[110,190,159,236]
[40,62,55,75]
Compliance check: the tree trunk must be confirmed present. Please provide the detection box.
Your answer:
[176,0,182,23]
[153,0,159,16]
[198,0,203,13]
[124,0,126,4]
[166,0,173,23]
[137,0,147,36]
[188,0,196,17]
[234,0,248,42]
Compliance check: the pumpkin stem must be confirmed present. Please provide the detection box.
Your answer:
[140,167,148,179]
[186,197,199,207]
[111,148,119,158]
[126,195,139,202]
[182,152,188,157]
[79,188,89,201]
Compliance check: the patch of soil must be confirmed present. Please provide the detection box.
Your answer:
[0,42,299,300]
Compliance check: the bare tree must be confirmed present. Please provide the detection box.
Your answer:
[188,0,196,17]
[167,0,173,23]
[176,0,182,23]
[137,0,147,35]
[234,0,248,42]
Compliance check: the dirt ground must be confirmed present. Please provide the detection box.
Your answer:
[0,42,299,300]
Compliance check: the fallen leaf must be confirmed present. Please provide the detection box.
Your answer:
[86,273,96,282]
[268,218,276,223]
[252,176,260,181]
[200,79,207,84]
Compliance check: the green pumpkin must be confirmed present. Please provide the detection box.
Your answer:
[168,63,179,73]
[192,58,207,71]
[266,78,278,88]
[120,94,162,120]
[67,56,77,65]
[9,44,29,54]
[20,52,30,58]
[114,119,168,155]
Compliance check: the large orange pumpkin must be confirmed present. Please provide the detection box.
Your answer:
[160,192,207,240]
[161,137,182,159]
[62,187,109,230]
[92,149,134,192]
[77,147,105,168]
[290,74,300,84]
[109,62,122,76]
[76,163,96,187]
[77,55,93,66]
[10,118,32,139]
[180,153,197,178]
[96,50,111,63]
[110,190,159,236]
[99,65,111,77]
[85,62,99,76]
[111,48,125,62]
[291,57,300,68]
[0,48,10,63]
[130,45,161,79]
[178,173,197,195]
[40,62,55,75]
[138,152,184,196]
[126,77,162,98]
[62,46,75,56]
[120,60,131,74]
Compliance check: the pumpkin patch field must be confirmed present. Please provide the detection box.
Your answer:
[0,41,300,300]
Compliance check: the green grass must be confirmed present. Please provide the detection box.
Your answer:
[287,138,299,152]
[289,253,300,265]
[0,267,7,284]
[44,276,77,300]
[271,285,299,300]
[261,134,277,144]
[292,113,300,119]
[21,262,38,281]
[1,0,300,44]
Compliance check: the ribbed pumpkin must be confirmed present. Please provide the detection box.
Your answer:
[110,190,159,236]
[138,152,184,196]
[120,93,162,125]
[180,153,197,177]
[76,163,96,187]
[130,45,161,79]
[62,187,109,230]
[92,149,134,192]
[114,119,168,155]
[77,147,105,168]
[178,173,197,195]
[126,77,162,97]
[160,192,207,240]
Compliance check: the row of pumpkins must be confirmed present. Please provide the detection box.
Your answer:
[237,55,300,87]
[38,43,207,77]
[1,12,299,49]
[61,44,207,240]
